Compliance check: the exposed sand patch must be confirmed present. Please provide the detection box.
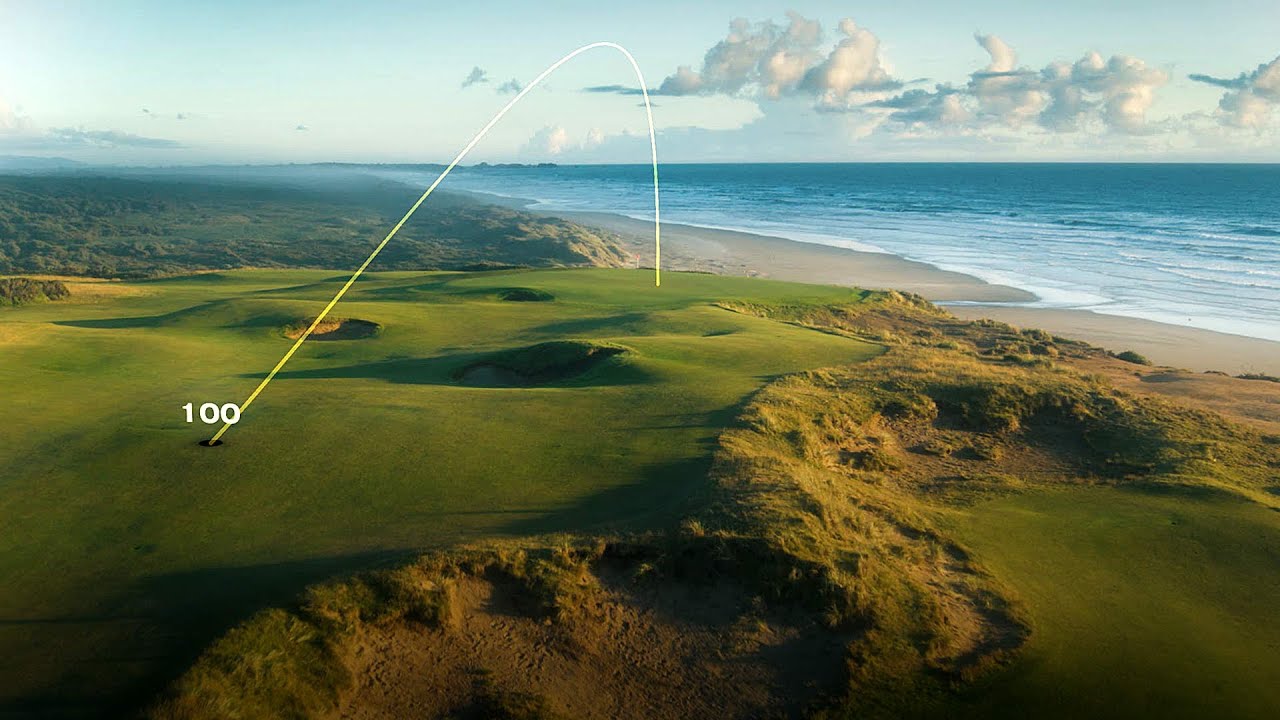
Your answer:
[336,569,850,720]
[282,317,380,341]
[1077,357,1280,435]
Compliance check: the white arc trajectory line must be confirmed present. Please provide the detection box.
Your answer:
[207,42,661,444]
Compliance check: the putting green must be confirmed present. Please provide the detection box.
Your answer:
[940,487,1280,720]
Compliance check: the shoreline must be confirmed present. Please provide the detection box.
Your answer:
[534,204,1278,376]
[440,188,1280,375]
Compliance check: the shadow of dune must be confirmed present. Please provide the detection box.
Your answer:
[253,350,652,388]
[1,549,414,720]
[52,300,300,330]
[358,274,502,301]
[499,387,756,538]
[499,453,719,538]
[527,312,655,337]
[53,312,182,329]
[242,353,481,385]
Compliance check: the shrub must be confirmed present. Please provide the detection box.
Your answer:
[1114,350,1152,366]
[1237,373,1280,384]
[0,277,70,305]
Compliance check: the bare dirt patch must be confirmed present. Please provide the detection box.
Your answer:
[336,569,849,720]
[283,317,380,341]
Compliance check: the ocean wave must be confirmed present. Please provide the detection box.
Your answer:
[403,165,1280,343]
[1231,225,1280,237]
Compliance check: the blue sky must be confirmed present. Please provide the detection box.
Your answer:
[1,0,1277,163]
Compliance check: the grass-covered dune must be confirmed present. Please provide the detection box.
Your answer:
[145,287,1280,720]
[0,267,881,717]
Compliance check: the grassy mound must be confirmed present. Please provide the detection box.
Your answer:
[148,537,861,720]
[0,277,70,305]
[457,340,629,386]
[281,317,381,341]
[497,287,555,302]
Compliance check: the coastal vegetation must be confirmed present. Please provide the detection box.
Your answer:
[0,174,629,278]
[0,267,878,717]
[140,282,1280,719]
[0,276,70,304]
[3,169,1276,720]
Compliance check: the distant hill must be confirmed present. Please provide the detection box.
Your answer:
[0,155,85,171]
[0,172,629,278]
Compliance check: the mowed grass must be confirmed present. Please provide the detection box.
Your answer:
[0,267,879,715]
[939,487,1280,720]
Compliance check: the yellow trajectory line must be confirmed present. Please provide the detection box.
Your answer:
[208,41,661,444]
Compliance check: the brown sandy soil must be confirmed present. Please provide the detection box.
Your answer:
[1072,355,1280,435]
[335,570,851,720]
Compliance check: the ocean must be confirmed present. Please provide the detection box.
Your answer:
[395,163,1280,343]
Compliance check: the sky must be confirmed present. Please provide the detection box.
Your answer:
[1,0,1278,164]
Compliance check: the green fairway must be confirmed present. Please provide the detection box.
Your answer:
[940,487,1280,720]
[0,267,880,715]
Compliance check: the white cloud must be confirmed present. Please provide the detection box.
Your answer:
[874,35,1167,135]
[640,12,899,107]
[969,35,1045,126]
[802,18,898,108]
[977,34,1017,74]
[523,125,633,158]
[525,125,571,155]
[1190,55,1280,129]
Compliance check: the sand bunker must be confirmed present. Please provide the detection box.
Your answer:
[282,317,380,341]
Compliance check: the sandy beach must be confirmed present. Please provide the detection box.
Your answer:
[553,210,1280,377]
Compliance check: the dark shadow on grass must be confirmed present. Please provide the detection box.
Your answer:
[358,272,529,302]
[499,402,746,537]
[1124,480,1243,502]
[250,351,653,388]
[53,311,182,329]
[0,549,414,720]
[53,300,296,330]
[527,312,654,337]
[499,453,719,538]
